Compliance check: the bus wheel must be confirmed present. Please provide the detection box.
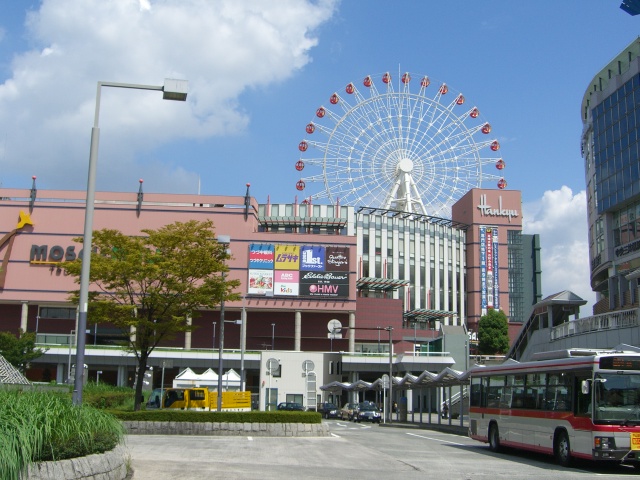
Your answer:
[488,424,501,453]
[554,431,572,467]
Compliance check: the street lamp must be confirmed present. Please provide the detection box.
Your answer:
[74,78,188,406]
[240,298,246,391]
[271,323,275,350]
[216,235,231,412]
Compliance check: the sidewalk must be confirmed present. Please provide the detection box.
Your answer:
[381,411,468,436]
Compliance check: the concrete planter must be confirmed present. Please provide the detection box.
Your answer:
[122,420,330,437]
[23,445,128,480]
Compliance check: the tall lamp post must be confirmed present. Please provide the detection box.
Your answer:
[271,323,275,350]
[74,79,188,406]
[216,235,231,412]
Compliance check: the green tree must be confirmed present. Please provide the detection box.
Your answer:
[478,308,509,355]
[0,329,47,373]
[64,220,240,410]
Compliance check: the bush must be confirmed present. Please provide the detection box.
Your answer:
[0,389,124,480]
[112,409,322,423]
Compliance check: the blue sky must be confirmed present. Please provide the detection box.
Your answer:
[1,0,638,315]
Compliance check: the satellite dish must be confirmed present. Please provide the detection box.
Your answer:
[327,319,342,333]
[302,360,315,372]
[266,358,280,373]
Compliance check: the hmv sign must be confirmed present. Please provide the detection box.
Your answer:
[299,272,349,298]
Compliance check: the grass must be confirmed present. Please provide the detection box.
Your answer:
[0,388,124,480]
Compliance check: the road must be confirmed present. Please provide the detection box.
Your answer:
[126,419,640,479]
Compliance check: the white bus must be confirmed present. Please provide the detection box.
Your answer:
[468,346,640,468]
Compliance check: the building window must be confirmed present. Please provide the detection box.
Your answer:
[39,307,76,319]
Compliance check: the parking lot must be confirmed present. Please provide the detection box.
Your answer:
[126,419,640,479]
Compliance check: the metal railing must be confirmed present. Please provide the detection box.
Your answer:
[550,308,639,341]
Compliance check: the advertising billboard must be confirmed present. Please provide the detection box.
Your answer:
[247,243,350,298]
[479,226,500,315]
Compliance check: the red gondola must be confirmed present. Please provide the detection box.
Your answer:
[496,159,505,170]
[306,123,315,134]
[470,107,479,118]
[401,73,411,84]
[482,123,491,134]
[295,160,304,171]
[382,72,391,84]
[421,76,430,87]
[439,84,448,94]
[346,83,355,94]
[363,76,372,87]
[316,107,326,118]
[456,95,465,105]
[490,140,500,151]
[296,180,305,191]
[497,178,507,189]
[298,141,308,152]
[330,93,339,105]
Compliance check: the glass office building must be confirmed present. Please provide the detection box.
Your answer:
[581,36,640,312]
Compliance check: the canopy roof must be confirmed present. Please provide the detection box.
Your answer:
[403,309,457,322]
[320,367,471,392]
[0,354,30,385]
[356,277,410,292]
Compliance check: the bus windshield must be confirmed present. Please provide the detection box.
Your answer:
[593,372,640,425]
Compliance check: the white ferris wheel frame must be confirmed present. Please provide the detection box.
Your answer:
[296,72,506,218]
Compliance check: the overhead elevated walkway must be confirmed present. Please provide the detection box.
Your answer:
[507,290,640,361]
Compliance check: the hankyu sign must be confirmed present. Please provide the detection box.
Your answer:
[477,194,519,222]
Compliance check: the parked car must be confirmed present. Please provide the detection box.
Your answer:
[145,388,163,409]
[356,402,381,423]
[340,402,359,421]
[317,402,339,419]
[277,402,305,411]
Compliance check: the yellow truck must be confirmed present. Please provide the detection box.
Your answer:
[161,387,251,411]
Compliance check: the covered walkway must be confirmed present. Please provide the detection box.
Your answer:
[320,366,471,431]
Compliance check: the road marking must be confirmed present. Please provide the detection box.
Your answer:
[331,432,341,438]
[247,437,253,441]
[406,432,467,446]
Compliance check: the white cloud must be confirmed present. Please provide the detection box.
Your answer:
[522,186,597,317]
[0,0,338,192]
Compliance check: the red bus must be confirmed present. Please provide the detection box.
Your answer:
[468,346,640,468]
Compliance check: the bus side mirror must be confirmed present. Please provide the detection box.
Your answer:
[581,380,590,394]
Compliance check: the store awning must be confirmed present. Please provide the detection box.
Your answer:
[403,309,457,322]
[356,277,410,292]
[258,216,347,228]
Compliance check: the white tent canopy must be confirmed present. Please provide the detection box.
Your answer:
[173,367,241,390]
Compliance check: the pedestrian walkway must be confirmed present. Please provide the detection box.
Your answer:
[383,411,468,436]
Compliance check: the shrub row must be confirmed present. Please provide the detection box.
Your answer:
[111,409,322,423]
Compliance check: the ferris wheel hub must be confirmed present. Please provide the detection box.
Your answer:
[398,158,414,173]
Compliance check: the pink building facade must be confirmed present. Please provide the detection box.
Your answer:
[452,188,524,333]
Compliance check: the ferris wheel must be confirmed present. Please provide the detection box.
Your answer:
[294,71,507,218]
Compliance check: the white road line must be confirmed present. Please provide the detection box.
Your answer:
[406,432,467,446]
[247,437,253,441]
[331,432,341,437]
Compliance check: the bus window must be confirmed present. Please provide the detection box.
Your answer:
[574,375,591,416]
[499,375,514,409]
[511,375,526,408]
[526,373,546,409]
[546,373,572,411]
[470,376,483,407]
[487,376,504,408]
